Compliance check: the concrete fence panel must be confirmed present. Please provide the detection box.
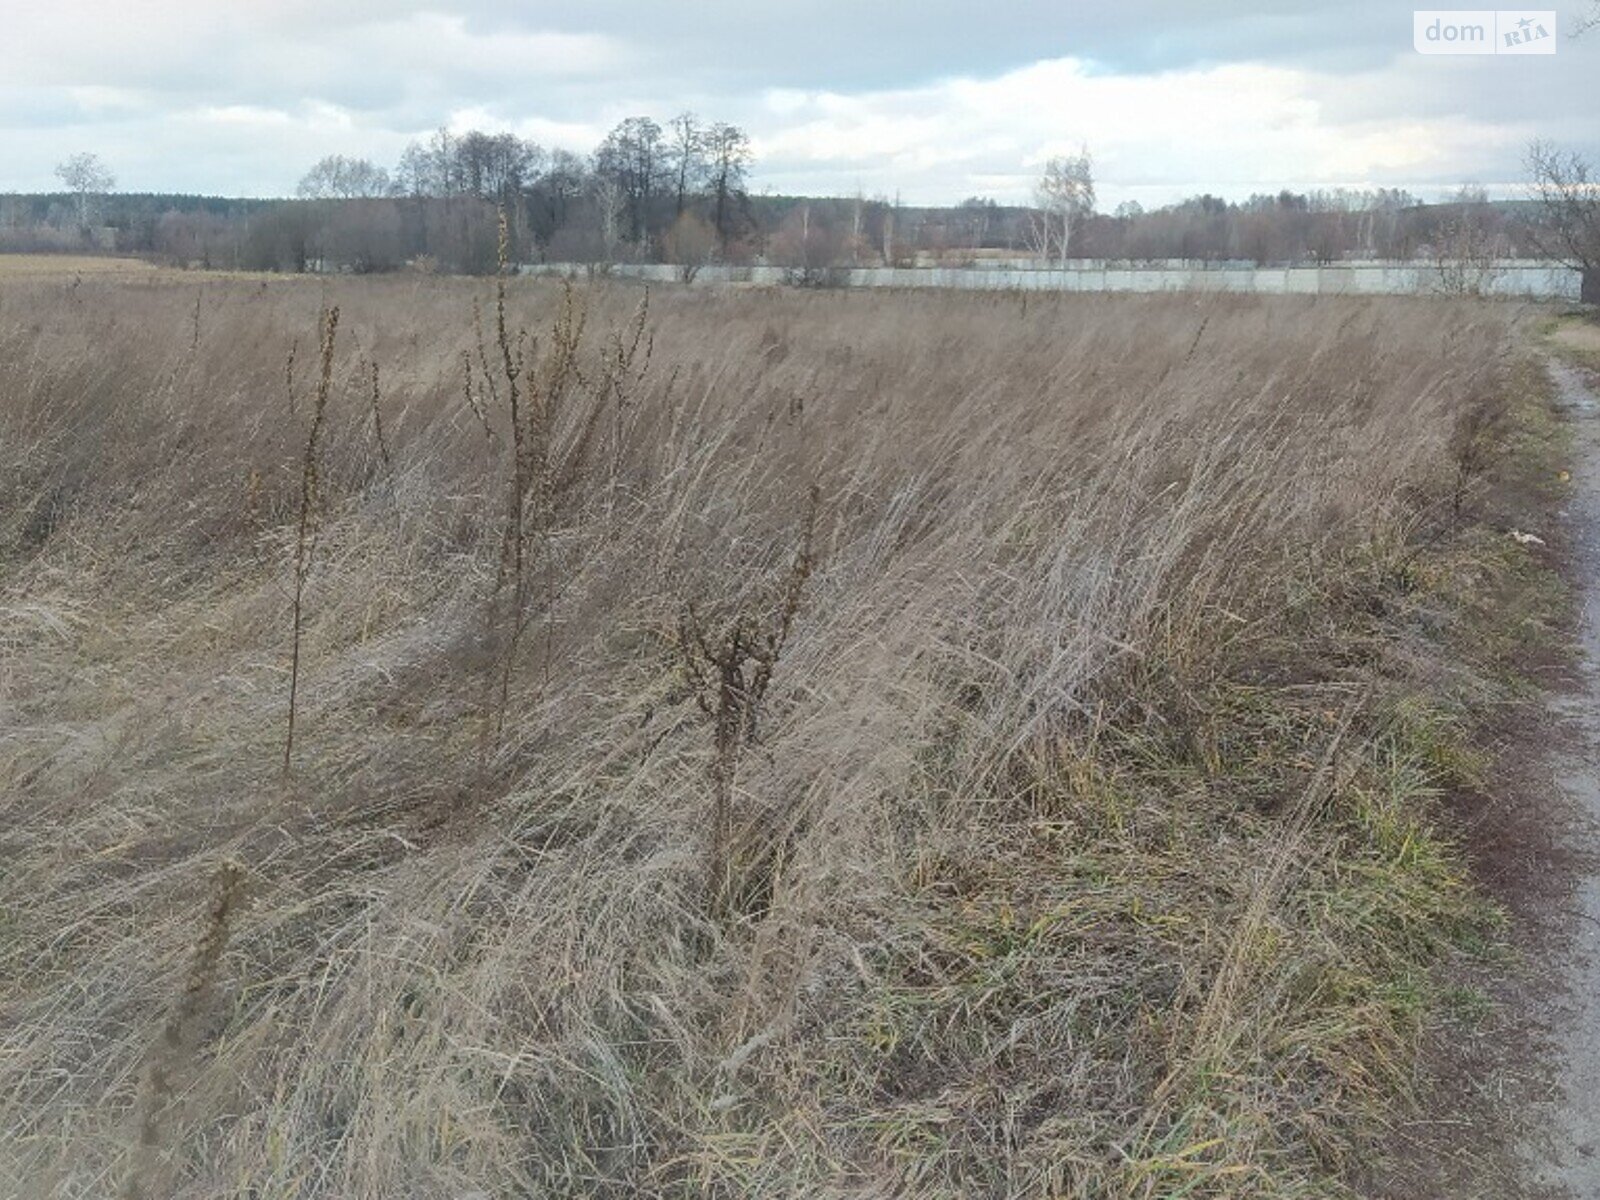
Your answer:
[518,260,1585,301]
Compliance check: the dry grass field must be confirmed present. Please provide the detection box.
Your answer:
[0,254,167,278]
[0,271,1567,1197]
[1549,316,1600,370]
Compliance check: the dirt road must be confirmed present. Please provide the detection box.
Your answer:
[1532,356,1600,1195]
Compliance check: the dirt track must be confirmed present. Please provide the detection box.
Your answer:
[1532,356,1600,1195]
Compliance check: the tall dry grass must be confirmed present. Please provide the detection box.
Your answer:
[0,274,1534,1196]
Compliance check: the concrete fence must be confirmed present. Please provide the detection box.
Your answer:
[520,258,1586,301]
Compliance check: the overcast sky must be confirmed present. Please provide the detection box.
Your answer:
[3,0,1597,206]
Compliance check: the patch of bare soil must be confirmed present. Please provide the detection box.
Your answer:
[1516,357,1600,1196]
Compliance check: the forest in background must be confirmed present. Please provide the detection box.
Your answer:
[0,121,1564,275]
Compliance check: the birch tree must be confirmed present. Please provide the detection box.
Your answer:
[1028,151,1095,267]
[55,152,114,227]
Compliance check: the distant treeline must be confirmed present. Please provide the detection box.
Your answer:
[0,121,1551,273]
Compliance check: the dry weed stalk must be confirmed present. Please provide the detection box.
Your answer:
[284,336,298,420]
[595,291,653,502]
[460,348,495,441]
[283,303,338,775]
[367,358,392,471]
[487,210,532,737]
[678,484,820,912]
[123,861,245,1200]
[480,210,590,743]
[471,294,503,411]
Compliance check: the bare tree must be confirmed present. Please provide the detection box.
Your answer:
[297,155,392,200]
[594,117,666,245]
[453,132,541,202]
[667,112,705,217]
[398,128,541,200]
[704,123,752,247]
[592,173,627,262]
[527,149,587,244]
[395,129,458,197]
[1027,151,1095,267]
[55,152,115,227]
[1526,141,1600,303]
[1431,188,1506,296]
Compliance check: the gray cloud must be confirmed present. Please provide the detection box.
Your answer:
[2,0,1597,203]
